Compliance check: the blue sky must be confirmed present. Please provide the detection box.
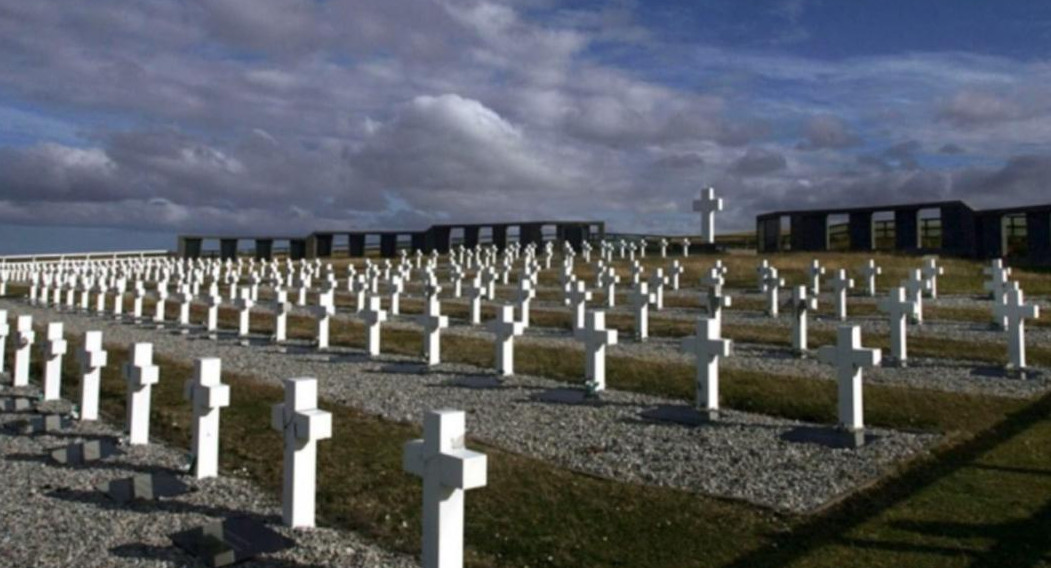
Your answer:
[1,0,1050,253]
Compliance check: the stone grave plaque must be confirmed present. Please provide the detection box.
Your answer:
[99,472,191,503]
[780,425,873,449]
[170,515,295,567]
[531,387,603,406]
[1,396,32,412]
[50,439,122,465]
[5,414,69,434]
[640,404,717,426]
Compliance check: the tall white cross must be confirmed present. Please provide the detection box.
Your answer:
[601,267,620,308]
[668,260,685,290]
[680,318,731,420]
[487,304,524,376]
[648,268,667,310]
[313,287,335,351]
[403,409,487,568]
[692,187,723,244]
[818,326,881,436]
[184,357,231,479]
[273,289,291,343]
[41,322,67,401]
[76,330,107,421]
[123,342,159,445]
[982,259,1011,301]
[581,310,617,394]
[464,276,485,325]
[877,287,916,366]
[994,287,1040,371]
[270,377,332,528]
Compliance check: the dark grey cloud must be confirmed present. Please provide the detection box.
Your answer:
[797,114,860,150]
[938,143,966,155]
[731,148,787,175]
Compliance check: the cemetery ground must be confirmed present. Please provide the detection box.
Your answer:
[2,250,1050,567]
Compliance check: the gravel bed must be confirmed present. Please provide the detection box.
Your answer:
[0,383,416,567]
[5,299,938,514]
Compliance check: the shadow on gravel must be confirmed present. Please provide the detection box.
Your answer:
[111,540,325,568]
[525,388,636,408]
[7,451,182,476]
[45,487,279,524]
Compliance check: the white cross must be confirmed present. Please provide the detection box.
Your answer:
[566,281,592,334]
[808,259,826,295]
[601,267,620,308]
[763,268,785,317]
[681,316,731,419]
[859,259,882,297]
[828,269,854,321]
[581,310,617,393]
[790,286,817,354]
[818,326,881,433]
[659,238,669,258]
[681,237,691,257]
[878,287,917,366]
[313,288,335,350]
[12,315,34,387]
[648,268,667,310]
[756,259,771,293]
[41,322,67,401]
[418,285,449,366]
[154,283,169,324]
[235,289,254,338]
[403,409,487,568]
[902,269,930,324]
[0,310,8,382]
[487,304,524,376]
[362,295,388,356]
[123,343,159,445]
[668,260,685,290]
[464,276,485,325]
[920,257,944,299]
[389,275,405,315]
[994,287,1040,370]
[515,278,535,327]
[270,377,332,528]
[76,330,108,421]
[629,282,656,341]
[184,357,230,479]
[982,259,1011,301]
[692,187,723,244]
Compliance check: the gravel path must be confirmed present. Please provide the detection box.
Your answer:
[0,383,416,567]
[5,298,938,514]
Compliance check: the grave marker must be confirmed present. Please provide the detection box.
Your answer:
[271,377,332,528]
[123,343,159,445]
[817,326,881,448]
[76,330,108,420]
[681,318,731,420]
[184,358,230,479]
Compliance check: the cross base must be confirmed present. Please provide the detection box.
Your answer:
[833,427,866,449]
[792,348,811,359]
[1004,365,1035,380]
[883,356,908,368]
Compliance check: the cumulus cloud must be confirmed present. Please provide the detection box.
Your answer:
[937,90,1022,128]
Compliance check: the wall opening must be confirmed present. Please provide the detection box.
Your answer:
[450,228,465,247]
[479,226,493,245]
[827,213,850,251]
[1002,214,1028,257]
[873,211,895,250]
[918,207,943,250]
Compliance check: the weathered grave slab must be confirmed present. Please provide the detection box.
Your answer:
[170,515,294,567]
[99,472,191,503]
[50,439,122,465]
[6,414,70,434]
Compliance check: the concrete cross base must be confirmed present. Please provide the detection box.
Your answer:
[833,427,867,449]
[1004,365,1037,380]
[1,397,32,412]
[792,348,811,359]
[883,356,909,368]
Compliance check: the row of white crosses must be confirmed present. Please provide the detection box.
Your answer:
[2,310,481,568]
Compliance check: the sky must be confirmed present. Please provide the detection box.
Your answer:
[2,0,1051,253]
